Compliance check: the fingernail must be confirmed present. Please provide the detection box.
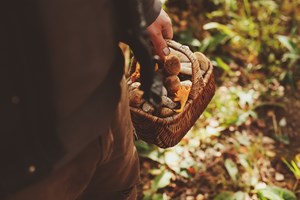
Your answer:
[163,47,170,56]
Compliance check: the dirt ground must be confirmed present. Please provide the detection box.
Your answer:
[137,84,300,200]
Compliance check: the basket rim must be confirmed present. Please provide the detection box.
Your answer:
[129,40,213,124]
[130,62,214,124]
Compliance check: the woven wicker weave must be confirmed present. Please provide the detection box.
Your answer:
[129,40,215,148]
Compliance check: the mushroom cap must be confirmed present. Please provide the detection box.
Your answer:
[164,55,181,76]
[194,52,209,71]
[129,88,144,107]
[128,81,141,92]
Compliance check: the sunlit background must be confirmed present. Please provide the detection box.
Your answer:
[129,0,300,199]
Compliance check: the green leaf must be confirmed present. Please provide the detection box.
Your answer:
[277,35,296,53]
[199,34,230,52]
[203,22,236,37]
[258,189,283,200]
[152,193,164,200]
[135,140,152,152]
[243,0,250,16]
[190,38,201,47]
[214,191,234,200]
[233,191,247,200]
[235,132,250,146]
[224,158,239,182]
[151,170,173,190]
[258,186,297,200]
[215,57,232,72]
[274,134,290,145]
[238,154,250,169]
[214,191,248,200]
[236,111,257,126]
[142,191,154,200]
[282,158,300,179]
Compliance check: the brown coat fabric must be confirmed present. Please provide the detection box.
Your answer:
[6,78,140,200]
[0,0,161,197]
[41,0,161,168]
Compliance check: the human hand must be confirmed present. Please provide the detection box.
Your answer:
[147,9,173,59]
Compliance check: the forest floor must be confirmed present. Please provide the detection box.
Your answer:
[133,0,300,198]
[136,81,300,200]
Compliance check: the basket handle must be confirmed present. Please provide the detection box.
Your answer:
[166,40,204,100]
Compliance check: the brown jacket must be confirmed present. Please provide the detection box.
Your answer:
[0,0,160,197]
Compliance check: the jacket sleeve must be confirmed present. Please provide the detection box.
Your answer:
[142,0,162,26]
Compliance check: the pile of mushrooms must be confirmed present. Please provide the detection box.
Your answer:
[128,48,209,118]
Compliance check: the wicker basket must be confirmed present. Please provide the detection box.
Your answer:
[129,40,215,148]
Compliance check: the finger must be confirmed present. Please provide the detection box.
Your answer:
[162,24,173,40]
[161,11,173,39]
[149,31,170,59]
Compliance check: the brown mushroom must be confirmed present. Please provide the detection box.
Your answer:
[164,55,181,76]
[164,75,180,95]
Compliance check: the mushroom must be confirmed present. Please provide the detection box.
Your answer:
[164,55,181,76]
[129,88,144,108]
[159,107,176,118]
[142,101,155,114]
[164,75,181,95]
[194,52,209,71]
[162,86,168,96]
[161,96,178,109]
[180,65,192,75]
[128,81,141,92]
[181,62,192,69]
[180,80,192,88]
[180,62,206,76]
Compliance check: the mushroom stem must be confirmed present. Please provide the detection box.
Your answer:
[180,66,192,75]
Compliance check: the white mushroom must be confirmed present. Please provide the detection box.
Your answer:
[181,62,192,69]
[180,80,192,87]
[180,62,206,76]
[194,52,209,71]
[180,66,192,75]
[129,88,144,108]
[161,96,178,109]
[142,101,155,114]
[162,86,168,96]
[159,107,176,118]
[128,81,141,92]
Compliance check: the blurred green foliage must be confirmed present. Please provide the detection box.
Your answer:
[136,0,300,199]
[167,0,300,85]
